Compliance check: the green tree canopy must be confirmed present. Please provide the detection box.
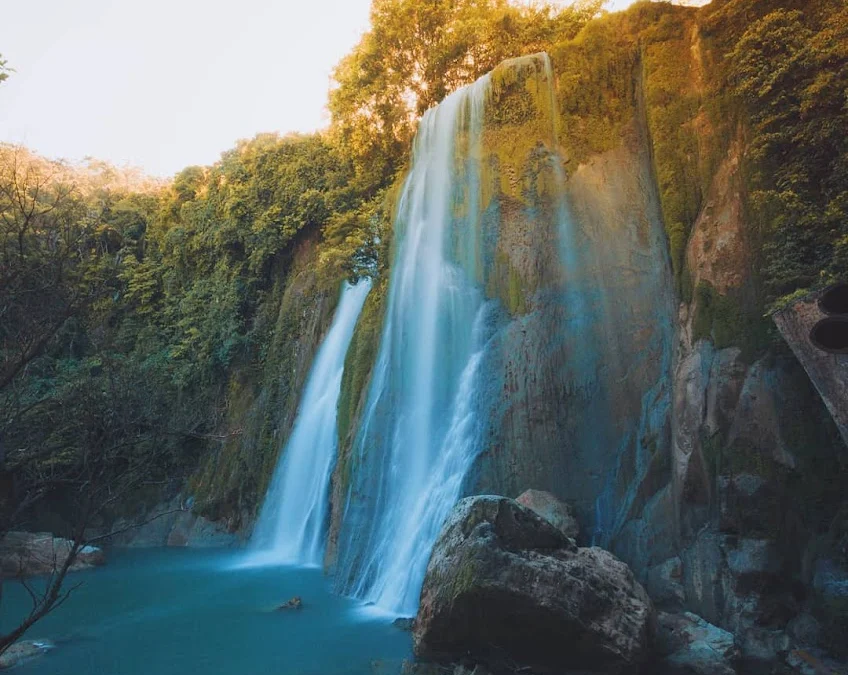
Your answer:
[729,4,848,300]
[329,0,601,187]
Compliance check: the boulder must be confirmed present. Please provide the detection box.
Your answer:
[0,639,55,669]
[774,297,848,447]
[655,612,739,675]
[414,496,653,674]
[515,489,579,539]
[0,532,104,578]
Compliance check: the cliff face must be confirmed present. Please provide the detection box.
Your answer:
[188,237,339,533]
[470,59,676,564]
[551,2,847,659]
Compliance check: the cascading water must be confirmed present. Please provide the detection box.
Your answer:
[334,74,496,615]
[333,50,674,613]
[245,280,371,567]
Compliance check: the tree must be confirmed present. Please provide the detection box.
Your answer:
[0,146,93,391]
[0,148,189,657]
[329,0,602,187]
[0,55,11,85]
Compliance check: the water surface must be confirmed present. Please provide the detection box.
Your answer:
[0,548,411,675]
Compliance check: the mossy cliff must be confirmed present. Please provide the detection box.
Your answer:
[539,0,847,658]
[325,274,388,568]
[188,237,340,531]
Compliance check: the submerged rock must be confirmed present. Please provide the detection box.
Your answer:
[0,532,104,578]
[413,496,653,674]
[0,639,55,669]
[393,617,414,631]
[515,489,579,540]
[276,596,303,611]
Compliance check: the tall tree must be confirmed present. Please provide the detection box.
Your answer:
[329,0,601,187]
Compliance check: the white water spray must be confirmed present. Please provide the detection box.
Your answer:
[245,280,371,567]
[335,74,494,615]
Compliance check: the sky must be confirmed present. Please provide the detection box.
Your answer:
[0,0,697,177]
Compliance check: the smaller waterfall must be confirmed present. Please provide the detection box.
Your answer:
[245,280,371,567]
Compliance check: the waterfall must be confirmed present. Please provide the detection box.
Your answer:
[245,280,371,567]
[331,50,674,613]
[334,74,495,615]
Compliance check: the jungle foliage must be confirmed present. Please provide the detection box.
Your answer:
[726,2,848,302]
[0,133,381,535]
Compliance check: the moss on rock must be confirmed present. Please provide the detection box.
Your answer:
[692,281,769,359]
[188,238,340,527]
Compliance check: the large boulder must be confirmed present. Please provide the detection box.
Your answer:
[413,496,653,674]
[515,489,579,539]
[773,297,848,448]
[0,532,104,578]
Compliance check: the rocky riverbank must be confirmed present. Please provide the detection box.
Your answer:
[0,532,104,578]
[407,494,848,675]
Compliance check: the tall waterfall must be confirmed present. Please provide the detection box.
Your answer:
[335,74,496,615]
[246,280,371,567]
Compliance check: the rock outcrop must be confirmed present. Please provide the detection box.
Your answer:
[414,496,653,674]
[0,532,104,578]
[96,495,240,548]
[774,296,848,447]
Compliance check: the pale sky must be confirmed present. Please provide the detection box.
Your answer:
[0,0,698,177]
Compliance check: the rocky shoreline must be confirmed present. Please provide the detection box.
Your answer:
[0,532,104,579]
[404,492,848,675]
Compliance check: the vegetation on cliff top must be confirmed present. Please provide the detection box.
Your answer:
[329,0,602,187]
